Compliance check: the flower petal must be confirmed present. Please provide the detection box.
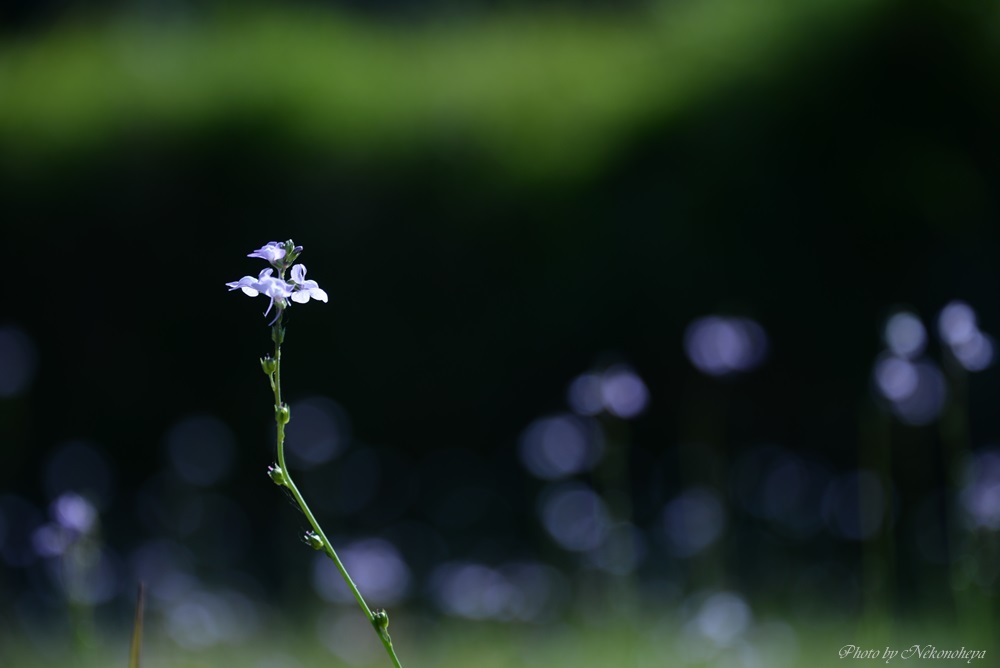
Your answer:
[227,275,260,295]
[248,242,286,263]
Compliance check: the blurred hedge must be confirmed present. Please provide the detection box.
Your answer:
[0,0,885,184]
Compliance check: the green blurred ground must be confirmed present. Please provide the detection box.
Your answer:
[3,614,996,668]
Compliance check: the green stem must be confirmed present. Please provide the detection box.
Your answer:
[269,314,403,668]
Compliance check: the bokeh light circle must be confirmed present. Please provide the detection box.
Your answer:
[884,312,926,359]
[684,316,768,376]
[518,414,603,480]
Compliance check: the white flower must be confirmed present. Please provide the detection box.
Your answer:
[289,264,328,304]
[247,241,287,264]
[227,268,295,323]
[227,241,326,324]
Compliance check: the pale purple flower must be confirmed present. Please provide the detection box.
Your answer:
[289,264,329,304]
[226,268,295,323]
[228,241,325,324]
[226,269,266,297]
[248,241,287,264]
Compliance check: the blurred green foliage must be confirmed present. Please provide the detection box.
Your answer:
[0,0,885,183]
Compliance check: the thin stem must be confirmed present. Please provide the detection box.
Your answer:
[269,315,403,668]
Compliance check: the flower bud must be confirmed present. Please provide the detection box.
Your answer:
[283,240,303,265]
[303,530,324,550]
[267,464,286,486]
[372,609,389,632]
[275,403,291,425]
[260,356,276,376]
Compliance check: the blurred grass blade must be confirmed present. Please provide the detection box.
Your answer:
[128,583,145,668]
